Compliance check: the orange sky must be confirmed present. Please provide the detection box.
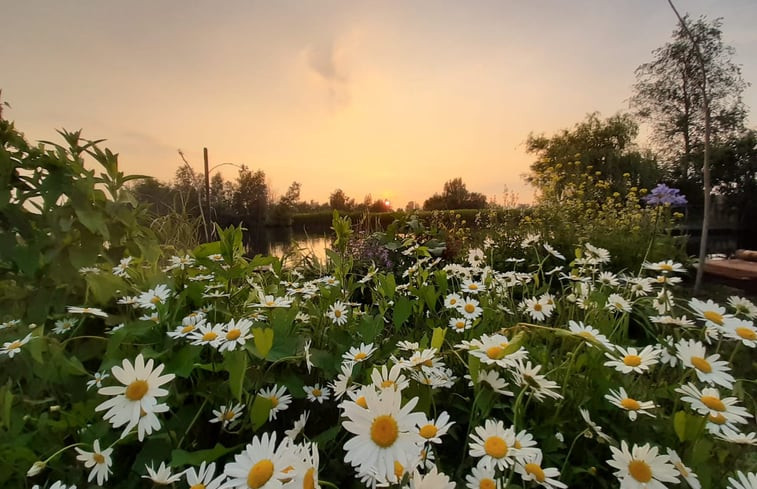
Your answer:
[3,1,756,209]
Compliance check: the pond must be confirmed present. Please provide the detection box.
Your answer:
[243,226,331,263]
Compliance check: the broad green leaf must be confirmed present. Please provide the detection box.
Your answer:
[430,327,446,350]
[468,354,481,385]
[357,315,384,343]
[392,297,412,330]
[673,410,687,442]
[253,328,274,359]
[503,331,526,356]
[224,350,248,401]
[250,395,272,431]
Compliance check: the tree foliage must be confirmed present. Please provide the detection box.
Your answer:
[423,178,487,210]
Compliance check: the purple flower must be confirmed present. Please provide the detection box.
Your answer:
[643,183,688,206]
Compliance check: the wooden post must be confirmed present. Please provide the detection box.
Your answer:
[203,147,211,216]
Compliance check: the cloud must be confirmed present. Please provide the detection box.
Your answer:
[304,38,351,108]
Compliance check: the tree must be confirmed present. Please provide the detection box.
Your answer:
[632,15,747,184]
[232,166,269,224]
[329,189,355,212]
[423,178,487,210]
[525,113,660,201]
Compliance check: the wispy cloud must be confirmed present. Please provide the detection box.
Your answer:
[304,38,351,108]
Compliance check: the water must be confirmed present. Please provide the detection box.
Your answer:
[243,226,331,263]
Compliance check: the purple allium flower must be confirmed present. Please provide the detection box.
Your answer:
[644,183,688,206]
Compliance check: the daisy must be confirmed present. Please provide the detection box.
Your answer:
[86,371,110,391]
[521,296,554,322]
[136,284,172,310]
[606,293,632,313]
[417,411,454,444]
[469,333,527,369]
[605,387,656,421]
[258,385,292,421]
[189,322,225,348]
[74,439,113,486]
[135,404,168,441]
[515,451,567,489]
[449,316,472,332]
[407,467,456,489]
[185,461,225,489]
[370,364,409,393]
[397,341,419,351]
[66,306,108,317]
[330,361,356,400]
[461,279,485,295]
[607,441,678,489]
[222,432,298,489]
[95,354,175,439]
[112,256,133,277]
[627,277,655,297]
[465,464,501,489]
[568,321,612,349]
[468,369,514,396]
[468,248,486,267]
[303,339,314,373]
[53,318,77,334]
[728,296,757,318]
[327,301,349,326]
[469,419,517,470]
[341,387,425,485]
[218,318,254,352]
[675,339,735,388]
[164,254,195,271]
[543,243,565,260]
[143,461,184,485]
[252,295,293,309]
[285,410,309,441]
[583,243,611,264]
[303,384,331,404]
[512,360,563,401]
[0,319,20,330]
[210,403,245,429]
[343,342,377,363]
[512,429,541,460]
[597,271,620,287]
[457,297,483,320]
[727,471,757,489]
[0,333,32,358]
[579,408,614,443]
[715,427,757,446]
[284,441,321,489]
[604,345,659,374]
[689,298,731,328]
[666,449,700,489]
[723,318,757,347]
[644,260,686,274]
[675,383,752,426]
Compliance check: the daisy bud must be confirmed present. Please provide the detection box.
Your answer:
[27,461,46,477]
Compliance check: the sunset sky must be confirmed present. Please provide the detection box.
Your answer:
[3,1,756,208]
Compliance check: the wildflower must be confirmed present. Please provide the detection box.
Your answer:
[515,451,567,489]
[544,243,565,260]
[396,341,419,351]
[469,419,517,470]
[605,387,656,421]
[407,467,456,489]
[689,298,731,328]
[218,318,254,352]
[512,429,541,459]
[66,306,108,317]
[223,432,297,489]
[723,318,757,347]
[143,461,184,485]
[606,293,632,313]
[568,321,612,349]
[728,296,757,318]
[1,333,32,358]
[444,293,463,309]
[210,403,245,429]
[727,471,757,489]
[343,342,377,363]
[285,410,309,441]
[643,260,686,274]
[457,297,483,320]
[675,339,735,388]
[342,387,425,485]
[522,296,554,322]
[303,339,314,373]
[579,408,613,443]
[258,385,292,421]
[676,383,752,427]
[468,248,486,267]
[303,384,330,404]
[252,295,293,308]
[666,449,700,489]
[715,427,757,446]
[285,441,321,489]
[164,254,195,271]
[27,460,46,477]
[185,461,225,489]
[467,369,514,396]
[465,464,501,489]
[0,319,20,330]
[597,271,620,287]
[417,411,454,444]
[604,345,660,374]
[370,364,409,393]
[449,316,472,332]
[112,256,133,277]
[74,439,113,486]
[330,361,356,400]
[607,441,678,489]
[95,354,175,440]
[79,266,101,275]
[327,300,349,325]
[86,372,110,391]
[461,279,485,294]
[627,277,655,297]
[189,322,225,348]
[136,284,172,310]
[512,360,563,401]
[469,333,527,369]
[643,183,688,206]
[583,243,611,264]
[53,318,77,334]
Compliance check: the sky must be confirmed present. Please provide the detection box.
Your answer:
[2,1,756,209]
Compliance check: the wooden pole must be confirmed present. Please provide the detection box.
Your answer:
[203,147,211,216]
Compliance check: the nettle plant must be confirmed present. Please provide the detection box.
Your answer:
[2,210,755,489]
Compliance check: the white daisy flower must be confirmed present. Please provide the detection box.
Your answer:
[666,449,700,489]
[512,360,563,401]
[396,341,419,351]
[164,254,195,271]
[370,364,409,393]
[597,271,620,287]
[607,441,678,489]
[258,385,292,421]
[689,298,731,328]
[512,429,541,460]
[568,321,612,349]
[343,342,377,363]
[66,306,108,317]
[627,277,655,297]
[74,439,113,486]
[606,293,632,313]
[218,318,254,352]
[465,464,501,489]
[467,369,514,396]
[210,402,245,429]
[515,451,567,488]
[715,427,757,446]
[604,345,659,374]
[407,466,455,489]
[723,318,757,347]
[468,248,486,267]
[95,354,175,440]
[522,296,554,322]
[727,471,757,489]
[284,441,320,489]
[469,419,517,470]
[285,410,309,441]
[86,371,110,391]
[675,339,735,388]
[675,383,752,427]
[185,461,225,489]
[457,297,483,320]
[448,316,472,333]
[112,256,133,277]
[189,322,225,348]
[1,333,32,358]
[252,295,293,309]
[143,461,184,485]
[327,300,349,325]
[605,387,656,421]
[136,284,172,310]
[469,333,527,369]
[461,279,485,295]
[222,432,298,489]
[304,339,314,373]
[728,296,757,318]
[643,260,686,274]
[53,318,77,334]
[543,243,565,260]
[341,387,426,485]
[303,384,330,404]
[330,361,356,400]
[579,408,614,443]
[417,411,454,444]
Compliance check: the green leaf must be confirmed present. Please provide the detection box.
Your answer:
[224,350,248,401]
[0,381,13,430]
[430,327,446,350]
[253,328,274,359]
[503,331,526,356]
[85,272,127,305]
[673,410,687,442]
[468,354,481,385]
[357,315,384,343]
[171,444,234,467]
[250,395,272,431]
[392,297,412,330]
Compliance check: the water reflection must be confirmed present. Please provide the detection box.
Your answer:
[243,226,331,263]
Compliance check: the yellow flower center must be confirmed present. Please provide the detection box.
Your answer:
[356,396,368,408]
[419,424,438,439]
[700,395,725,411]
[394,461,404,480]
[125,380,149,401]
[690,356,712,373]
[525,463,546,482]
[247,459,274,489]
[578,331,595,340]
[660,264,673,271]
[455,321,466,329]
[708,413,726,424]
[226,329,241,341]
[479,479,496,489]
[303,467,316,489]
[190,484,206,489]
[311,388,322,397]
[486,346,506,360]
[623,355,642,367]
[484,436,508,458]
[202,331,217,341]
[628,459,652,483]
[703,310,724,326]
[533,303,542,312]
[735,327,756,340]
[223,410,236,421]
[334,309,342,318]
[468,284,479,290]
[181,325,195,334]
[381,380,395,388]
[465,304,475,314]
[150,296,161,304]
[354,352,367,361]
[7,341,21,350]
[621,398,641,410]
[449,298,458,305]
[269,396,278,408]
[370,415,399,448]
[93,453,105,464]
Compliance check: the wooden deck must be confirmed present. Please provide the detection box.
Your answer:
[703,258,757,281]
